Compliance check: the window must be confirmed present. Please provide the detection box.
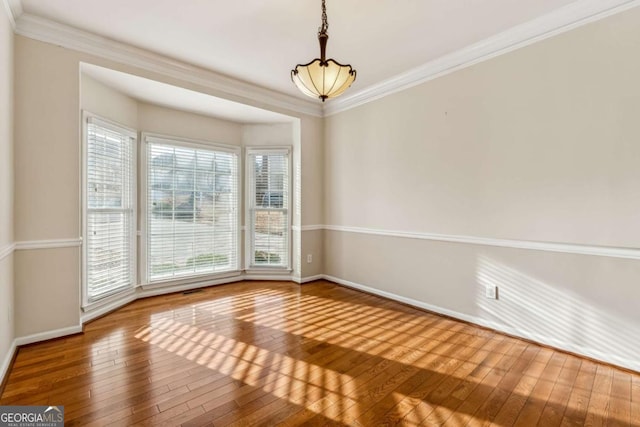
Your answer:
[246,148,290,269]
[83,114,290,306]
[83,115,136,304]
[145,136,240,282]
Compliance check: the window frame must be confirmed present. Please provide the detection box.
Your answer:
[245,146,292,272]
[81,111,138,309]
[140,133,242,287]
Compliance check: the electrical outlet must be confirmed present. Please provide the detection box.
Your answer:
[307,254,313,263]
[485,285,498,299]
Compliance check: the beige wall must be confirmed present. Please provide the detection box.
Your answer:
[324,8,640,370]
[14,248,80,337]
[0,3,14,376]
[298,116,324,278]
[81,75,138,128]
[139,102,242,145]
[326,8,640,247]
[301,229,323,278]
[0,6,12,249]
[14,37,83,336]
[15,40,81,242]
[241,123,292,148]
[0,255,13,367]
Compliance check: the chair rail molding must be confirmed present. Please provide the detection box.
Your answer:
[321,224,640,260]
[0,243,15,262]
[14,238,83,251]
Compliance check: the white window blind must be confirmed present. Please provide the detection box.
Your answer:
[247,149,290,269]
[85,117,136,303]
[146,137,239,282]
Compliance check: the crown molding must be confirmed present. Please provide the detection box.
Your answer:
[10,0,640,118]
[14,13,323,118]
[1,0,21,29]
[324,0,640,116]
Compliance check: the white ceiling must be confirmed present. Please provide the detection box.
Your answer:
[81,63,294,124]
[20,0,581,100]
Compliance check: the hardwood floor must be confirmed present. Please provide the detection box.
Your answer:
[1,280,638,426]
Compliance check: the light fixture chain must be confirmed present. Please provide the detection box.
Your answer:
[292,0,356,102]
[320,0,328,35]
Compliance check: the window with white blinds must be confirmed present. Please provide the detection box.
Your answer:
[146,136,239,282]
[247,148,290,269]
[84,116,136,304]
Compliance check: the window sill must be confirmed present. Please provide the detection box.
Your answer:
[82,287,137,323]
[245,267,293,274]
[142,271,243,289]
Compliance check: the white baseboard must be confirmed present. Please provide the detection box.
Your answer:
[0,339,17,388]
[83,275,247,323]
[138,275,244,298]
[298,274,324,284]
[7,274,636,379]
[82,292,137,324]
[323,274,640,373]
[85,273,296,322]
[14,325,83,347]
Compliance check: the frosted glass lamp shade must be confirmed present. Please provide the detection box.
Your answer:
[291,59,356,102]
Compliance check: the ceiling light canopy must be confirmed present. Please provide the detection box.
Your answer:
[291,0,356,102]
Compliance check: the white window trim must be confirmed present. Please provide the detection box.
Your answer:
[140,132,242,287]
[81,111,138,310]
[245,146,293,272]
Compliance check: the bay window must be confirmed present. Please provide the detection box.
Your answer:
[83,113,290,308]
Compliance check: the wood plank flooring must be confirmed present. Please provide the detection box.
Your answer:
[1,280,639,426]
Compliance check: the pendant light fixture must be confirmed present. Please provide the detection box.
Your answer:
[291,0,356,102]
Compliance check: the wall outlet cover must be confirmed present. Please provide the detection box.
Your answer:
[485,285,498,299]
